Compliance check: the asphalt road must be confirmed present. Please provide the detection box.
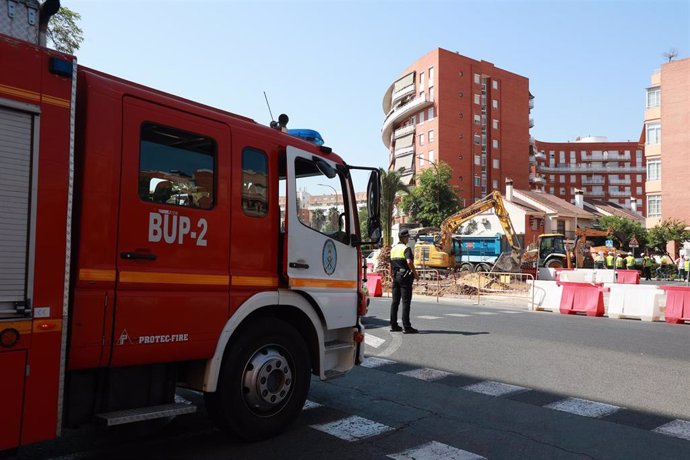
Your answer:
[9,293,690,459]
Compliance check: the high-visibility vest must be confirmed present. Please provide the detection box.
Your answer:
[606,255,614,267]
[626,256,635,267]
[643,256,652,267]
[391,243,407,260]
[595,255,605,263]
[685,259,690,271]
[615,257,624,268]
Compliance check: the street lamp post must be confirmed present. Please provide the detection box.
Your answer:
[317,183,338,209]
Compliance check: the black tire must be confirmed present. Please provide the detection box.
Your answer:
[204,318,311,441]
[459,263,473,273]
[474,263,491,273]
[546,258,564,269]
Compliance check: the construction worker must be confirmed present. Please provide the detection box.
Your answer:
[656,254,672,280]
[615,253,625,269]
[685,256,690,282]
[678,254,687,281]
[606,251,615,269]
[389,229,419,334]
[594,252,605,269]
[625,252,635,270]
[643,253,653,281]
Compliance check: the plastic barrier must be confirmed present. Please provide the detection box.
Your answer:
[366,274,383,297]
[607,284,666,321]
[660,285,690,324]
[558,270,589,283]
[554,268,574,281]
[595,270,616,284]
[557,281,606,317]
[616,270,640,284]
[528,280,563,312]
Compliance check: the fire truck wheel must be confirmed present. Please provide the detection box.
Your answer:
[206,318,311,441]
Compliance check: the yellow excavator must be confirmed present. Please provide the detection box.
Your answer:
[413,190,523,272]
[522,227,613,269]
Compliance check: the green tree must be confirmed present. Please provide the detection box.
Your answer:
[326,206,340,233]
[647,218,690,252]
[380,168,410,248]
[596,215,648,250]
[311,208,326,232]
[401,161,460,227]
[47,6,84,54]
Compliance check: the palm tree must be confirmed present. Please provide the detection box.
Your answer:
[380,167,410,247]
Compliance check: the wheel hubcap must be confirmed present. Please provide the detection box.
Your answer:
[242,346,293,412]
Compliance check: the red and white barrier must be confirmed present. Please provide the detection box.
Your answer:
[660,285,690,324]
[616,270,640,284]
[558,281,607,317]
[366,274,383,297]
[607,284,666,321]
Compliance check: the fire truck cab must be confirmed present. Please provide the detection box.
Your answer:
[0,1,381,450]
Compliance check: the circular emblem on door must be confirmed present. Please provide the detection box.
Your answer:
[322,240,337,276]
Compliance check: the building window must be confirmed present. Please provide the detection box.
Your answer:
[428,130,435,143]
[646,123,661,144]
[637,174,642,182]
[428,67,434,85]
[474,73,480,84]
[646,87,660,108]
[492,119,498,130]
[428,107,434,119]
[429,150,435,162]
[242,147,269,217]
[419,71,425,88]
[429,87,434,101]
[492,99,498,109]
[492,139,498,149]
[560,187,566,195]
[492,179,498,189]
[474,134,481,145]
[571,176,576,183]
[419,111,425,123]
[560,151,566,163]
[474,114,480,124]
[138,122,216,210]
[474,94,480,104]
[559,175,565,183]
[647,159,661,180]
[492,159,500,169]
[474,155,481,165]
[410,115,416,124]
[636,186,642,195]
[419,133,425,146]
[647,195,662,217]
[474,176,481,186]
[492,80,498,90]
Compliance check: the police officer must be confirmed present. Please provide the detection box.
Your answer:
[389,229,419,334]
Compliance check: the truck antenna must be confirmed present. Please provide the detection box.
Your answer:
[263,91,275,123]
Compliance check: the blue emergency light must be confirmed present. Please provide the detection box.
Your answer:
[287,129,325,146]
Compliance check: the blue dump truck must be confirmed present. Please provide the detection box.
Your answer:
[415,233,507,272]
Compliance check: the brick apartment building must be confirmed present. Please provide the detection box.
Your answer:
[643,57,690,229]
[381,48,531,205]
[530,137,646,216]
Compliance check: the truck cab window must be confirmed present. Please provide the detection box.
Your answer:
[294,157,349,244]
[138,122,216,209]
[242,147,268,217]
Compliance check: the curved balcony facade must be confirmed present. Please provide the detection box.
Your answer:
[381,95,433,149]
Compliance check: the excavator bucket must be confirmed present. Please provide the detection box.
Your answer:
[493,250,523,273]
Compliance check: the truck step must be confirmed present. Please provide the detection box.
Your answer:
[325,340,352,352]
[96,402,197,426]
[324,369,348,380]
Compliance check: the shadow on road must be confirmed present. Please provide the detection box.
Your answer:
[415,330,490,336]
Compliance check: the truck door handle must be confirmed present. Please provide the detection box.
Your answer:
[120,251,157,261]
[289,262,309,269]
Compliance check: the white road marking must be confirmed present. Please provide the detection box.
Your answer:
[545,397,621,418]
[653,419,690,441]
[446,313,470,317]
[378,328,404,357]
[303,400,323,410]
[311,415,394,441]
[474,312,497,315]
[417,315,443,319]
[463,380,528,396]
[499,310,524,314]
[388,441,486,460]
[398,368,453,382]
[361,356,396,368]
[365,333,386,348]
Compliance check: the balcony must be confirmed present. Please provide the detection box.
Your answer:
[390,84,416,109]
[608,178,631,185]
[529,173,546,184]
[608,190,632,197]
[381,95,434,149]
[529,136,536,145]
[394,145,415,157]
[583,189,606,197]
[529,118,534,128]
[534,151,546,161]
[529,99,534,110]
[394,124,415,139]
[581,152,631,162]
[537,164,645,173]
[581,177,605,185]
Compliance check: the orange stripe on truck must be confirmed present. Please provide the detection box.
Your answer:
[232,276,279,287]
[119,271,230,286]
[290,278,357,289]
[79,268,117,282]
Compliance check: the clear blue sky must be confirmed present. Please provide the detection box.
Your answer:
[68,0,689,173]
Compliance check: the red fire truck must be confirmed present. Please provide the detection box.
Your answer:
[0,0,381,451]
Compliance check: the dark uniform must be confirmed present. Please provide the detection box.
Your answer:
[389,229,418,333]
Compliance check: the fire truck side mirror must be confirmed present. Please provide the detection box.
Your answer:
[366,170,381,243]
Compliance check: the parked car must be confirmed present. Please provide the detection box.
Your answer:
[366,250,381,273]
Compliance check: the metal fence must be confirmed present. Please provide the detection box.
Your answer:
[414,269,441,303]
[475,271,535,308]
